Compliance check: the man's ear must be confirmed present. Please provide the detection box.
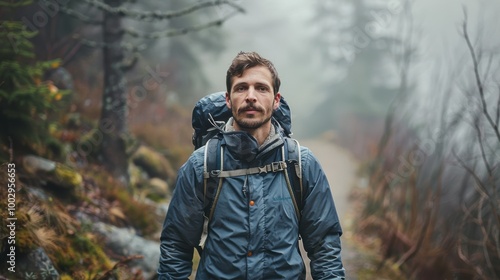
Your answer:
[273,92,281,110]
[225,91,231,109]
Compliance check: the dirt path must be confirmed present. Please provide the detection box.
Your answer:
[299,138,367,280]
[300,138,357,222]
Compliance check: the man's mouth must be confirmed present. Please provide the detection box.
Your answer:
[241,107,261,113]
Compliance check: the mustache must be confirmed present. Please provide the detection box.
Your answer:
[238,105,263,113]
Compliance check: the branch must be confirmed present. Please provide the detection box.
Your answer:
[462,9,500,143]
[44,0,102,24]
[483,54,494,84]
[473,119,493,176]
[123,11,237,39]
[480,204,499,280]
[474,195,500,280]
[82,0,245,21]
[74,37,147,63]
[395,191,434,268]
[454,150,491,200]
[496,84,500,127]
[74,36,144,52]
[453,150,500,229]
[458,196,489,279]
[458,234,488,278]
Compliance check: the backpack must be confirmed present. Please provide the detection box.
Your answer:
[191,92,303,250]
[192,91,293,149]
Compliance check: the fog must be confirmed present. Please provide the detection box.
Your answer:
[198,1,319,123]
[197,2,500,277]
[197,0,500,139]
[3,1,499,277]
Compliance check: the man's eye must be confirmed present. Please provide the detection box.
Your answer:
[258,87,268,92]
[236,86,245,92]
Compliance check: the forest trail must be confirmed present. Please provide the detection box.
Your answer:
[299,138,357,225]
[300,137,375,280]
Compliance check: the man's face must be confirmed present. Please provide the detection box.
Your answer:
[226,66,281,131]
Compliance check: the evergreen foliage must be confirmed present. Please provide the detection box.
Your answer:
[0,1,68,160]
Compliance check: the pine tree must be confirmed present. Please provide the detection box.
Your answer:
[0,1,66,160]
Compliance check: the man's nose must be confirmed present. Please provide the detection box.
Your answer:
[245,87,257,102]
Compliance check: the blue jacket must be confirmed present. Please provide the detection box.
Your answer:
[158,123,345,279]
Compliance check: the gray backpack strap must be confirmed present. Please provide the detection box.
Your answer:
[284,138,303,219]
[204,161,288,178]
[199,138,223,250]
[281,145,301,221]
[202,138,222,215]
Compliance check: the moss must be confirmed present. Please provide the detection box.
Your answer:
[60,274,73,280]
[2,155,165,276]
[52,232,112,275]
[128,163,144,189]
[53,163,83,189]
[136,178,170,203]
[0,164,119,277]
[86,166,160,237]
[146,192,165,203]
[132,145,176,181]
[110,187,159,236]
[73,234,111,267]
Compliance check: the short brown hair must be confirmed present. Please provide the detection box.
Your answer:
[226,51,281,94]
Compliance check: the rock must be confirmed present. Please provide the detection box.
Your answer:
[148,178,169,194]
[129,162,147,188]
[22,155,83,190]
[23,155,56,173]
[139,178,170,201]
[131,146,176,184]
[93,222,160,278]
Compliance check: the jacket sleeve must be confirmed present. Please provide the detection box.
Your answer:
[299,147,346,280]
[157,151,205,280]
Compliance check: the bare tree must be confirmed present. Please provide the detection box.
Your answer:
[455,10,500,279]
[360,4,500,279]
[52,0,244,186]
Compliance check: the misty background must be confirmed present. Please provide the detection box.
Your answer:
[2,0,500,278]
[193,0,500,139]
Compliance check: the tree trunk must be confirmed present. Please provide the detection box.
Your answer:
[99,0,129,186]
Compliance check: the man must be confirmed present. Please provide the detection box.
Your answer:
[158,51,345,279]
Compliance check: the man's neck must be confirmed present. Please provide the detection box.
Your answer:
[245,123,272,146]
[227,119,272,146]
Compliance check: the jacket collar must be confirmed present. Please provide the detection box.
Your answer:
[223,118,284,161]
